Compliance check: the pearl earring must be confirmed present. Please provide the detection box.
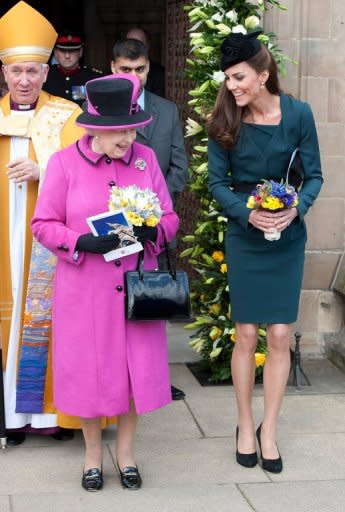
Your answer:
[260,82,265,89]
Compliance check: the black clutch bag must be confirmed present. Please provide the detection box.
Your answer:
[286,148,304,190]
[125,239,192,321]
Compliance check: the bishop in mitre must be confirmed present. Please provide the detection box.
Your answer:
[0,1,86,445]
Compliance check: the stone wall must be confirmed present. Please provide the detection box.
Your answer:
[264,0,345,355]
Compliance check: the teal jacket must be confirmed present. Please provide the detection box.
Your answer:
[208,93,323,232]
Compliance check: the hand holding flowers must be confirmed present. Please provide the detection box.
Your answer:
[247,180,298,241]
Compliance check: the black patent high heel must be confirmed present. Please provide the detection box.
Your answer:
[256,424,283,473]
[236,426,257,468]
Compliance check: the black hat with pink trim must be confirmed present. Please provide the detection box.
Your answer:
[76,74,152,130]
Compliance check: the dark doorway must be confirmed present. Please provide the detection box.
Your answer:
[1,0,195,271]
[82,0,166,73]
[0,1,84,34]
[1,1,166,73]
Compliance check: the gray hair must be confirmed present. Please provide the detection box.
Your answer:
[4,63,48,72]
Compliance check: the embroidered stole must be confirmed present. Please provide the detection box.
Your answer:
[0,98,77,413]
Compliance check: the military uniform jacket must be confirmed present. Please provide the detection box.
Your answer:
[44,64,104,106]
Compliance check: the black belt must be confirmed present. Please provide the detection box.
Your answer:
[232,179,281,194]
[231,182,258,193]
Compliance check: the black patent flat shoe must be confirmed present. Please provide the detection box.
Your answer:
[51,428,74,441]
[236,426,257,468]
[6,432,26,446]
[118,465,142,490]
[82,467,103,492]
[256,424,283,473]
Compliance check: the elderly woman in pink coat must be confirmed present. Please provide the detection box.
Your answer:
[31,74,179,492]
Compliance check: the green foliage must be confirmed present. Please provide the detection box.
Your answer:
[182,0,289,382]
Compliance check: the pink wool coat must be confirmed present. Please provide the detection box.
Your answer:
[31,135,179,418]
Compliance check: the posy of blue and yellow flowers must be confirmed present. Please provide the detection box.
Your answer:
[109,184,162,227]
[246,179,298,212]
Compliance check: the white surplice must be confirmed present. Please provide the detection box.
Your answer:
[3,108,57,429]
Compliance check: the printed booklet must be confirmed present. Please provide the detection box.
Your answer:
[87,210,143,262]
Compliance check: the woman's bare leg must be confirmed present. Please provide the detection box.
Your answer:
[231,323,258,453]
[261,323,291,458]
[115,400,138,469]
[80,417,103,470]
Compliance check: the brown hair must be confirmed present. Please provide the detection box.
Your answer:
[206,45,281,149]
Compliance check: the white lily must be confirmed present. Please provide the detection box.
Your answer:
[232,24,247,34]
[211,12,223,22]
[215,23,231,35]
[212,70,225,84]
[225,9,238,23]
[185,117,204,138]
[245,15,260,29]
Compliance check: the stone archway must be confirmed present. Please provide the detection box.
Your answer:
[1,0,190,105]
[82,0,191,108]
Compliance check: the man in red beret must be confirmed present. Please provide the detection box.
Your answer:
[44,31,104,106]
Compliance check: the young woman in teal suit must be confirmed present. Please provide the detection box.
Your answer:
[207,31,323,473]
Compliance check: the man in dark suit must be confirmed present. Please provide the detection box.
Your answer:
[125,27,165,98]
[111,38,188,401]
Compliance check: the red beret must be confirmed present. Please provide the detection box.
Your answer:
[55,34,83,50]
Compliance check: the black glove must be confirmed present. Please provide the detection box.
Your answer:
[133,225,158,243]
[76,233,120,254]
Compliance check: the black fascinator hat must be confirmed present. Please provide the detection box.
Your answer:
[220,30,263,71]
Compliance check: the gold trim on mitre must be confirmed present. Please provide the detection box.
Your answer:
[0,1,57,64]
[0,46,52,64]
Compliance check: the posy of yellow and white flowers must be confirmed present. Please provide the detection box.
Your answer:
[109,185,162,227]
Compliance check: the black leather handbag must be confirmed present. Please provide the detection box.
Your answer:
[286,148,304,190]
[125,241,191,321]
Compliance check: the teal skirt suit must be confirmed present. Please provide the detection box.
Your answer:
[208,94,323,324]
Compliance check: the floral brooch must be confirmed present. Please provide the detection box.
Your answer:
[134,158,147,171]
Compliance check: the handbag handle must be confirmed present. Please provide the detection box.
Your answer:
[136,234,176,279]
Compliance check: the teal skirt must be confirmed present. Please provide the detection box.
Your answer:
[226,218,306,324]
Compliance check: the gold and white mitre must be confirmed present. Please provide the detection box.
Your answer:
[0,1,57,64]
